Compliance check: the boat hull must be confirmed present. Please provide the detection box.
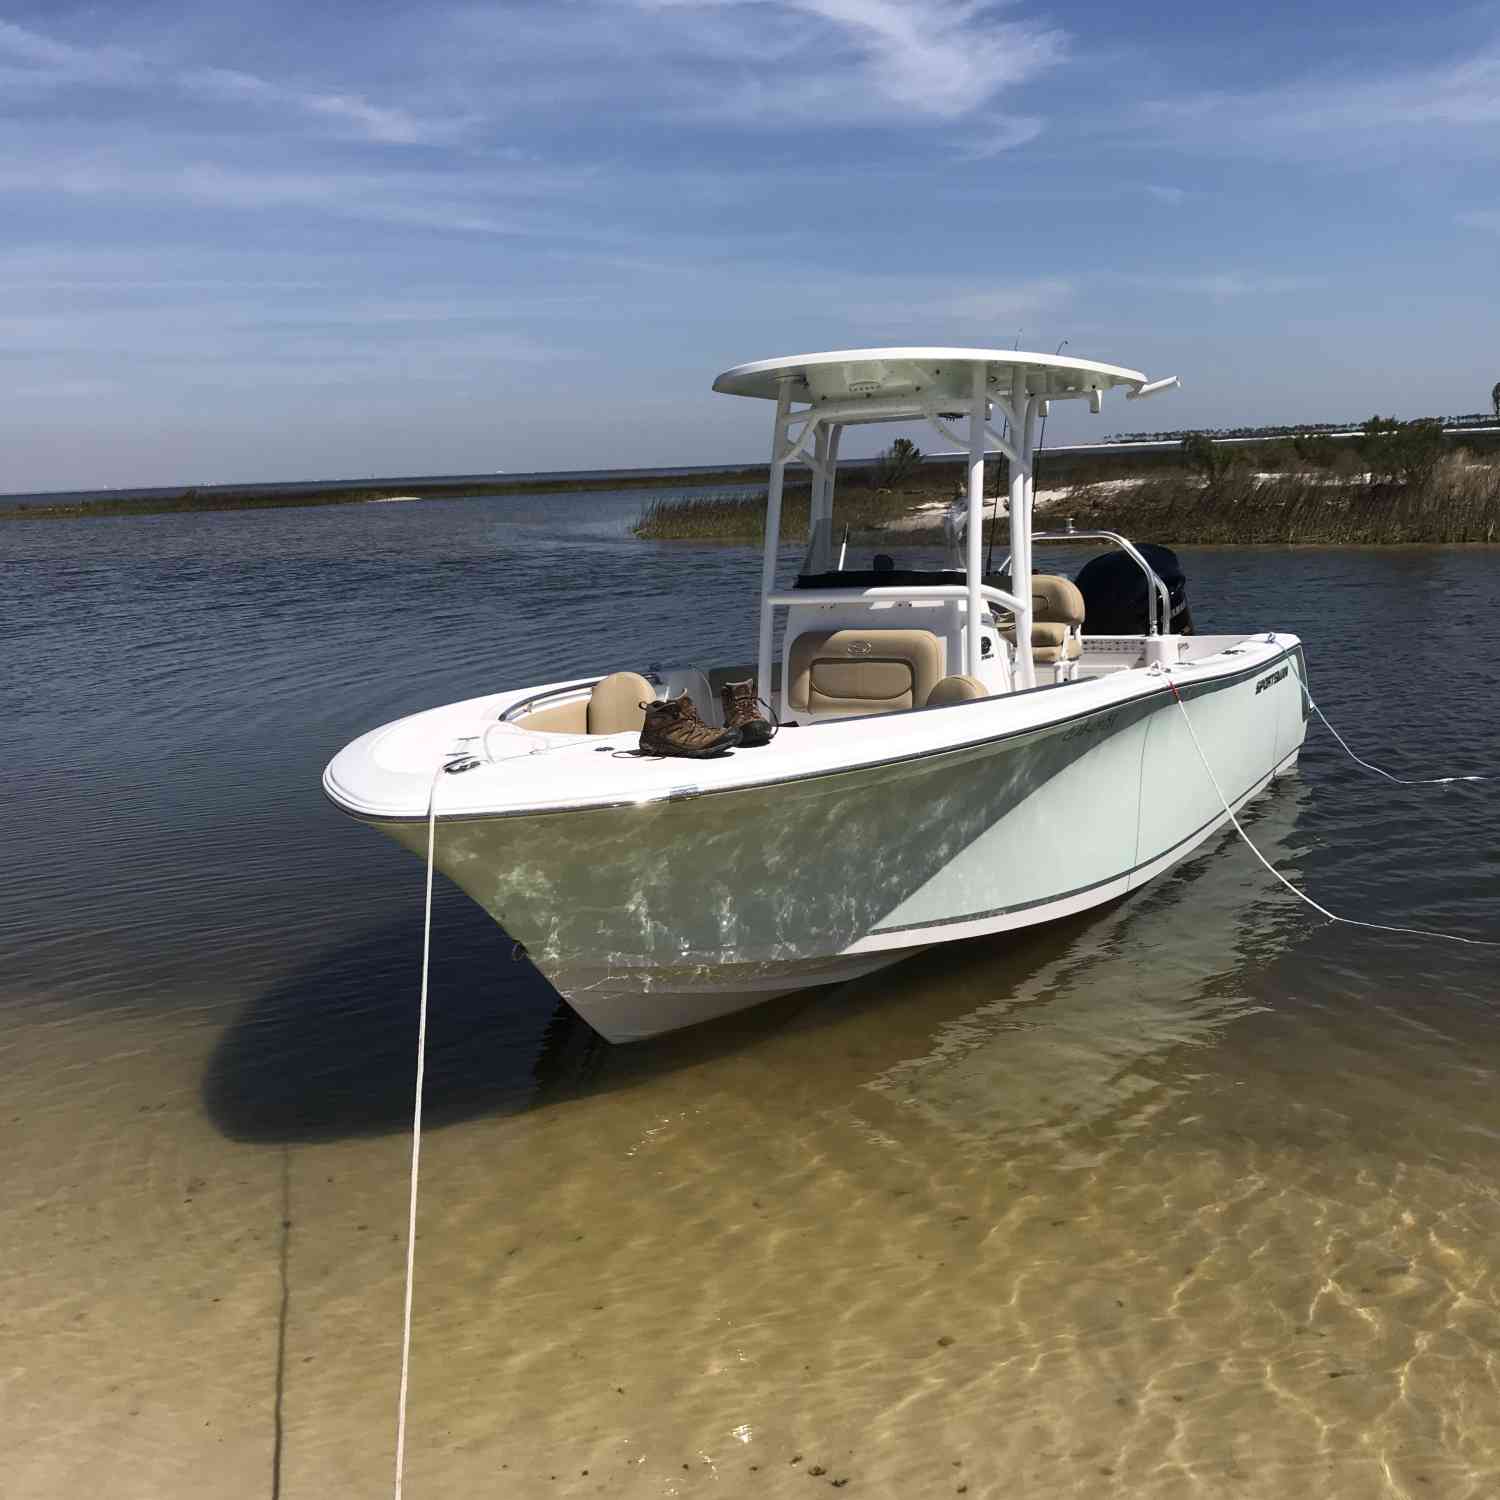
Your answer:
[367,644,1308,1041]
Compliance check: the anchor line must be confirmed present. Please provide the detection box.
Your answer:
[1307,698,1494,785]
[1165,672,1498,949]
[392,763,443,1500]
[391,730,604,1498]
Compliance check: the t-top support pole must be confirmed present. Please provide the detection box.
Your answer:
[756,381,794,707]
[965,363,987,678]
[1010,367,1037,690]
[825,421,843,540]
[807,423,833,572]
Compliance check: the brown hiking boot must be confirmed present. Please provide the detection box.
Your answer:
[719,679,775,747]
[638,694,741,758]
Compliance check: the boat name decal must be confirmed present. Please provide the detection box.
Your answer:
[1060,709,1121,743]
[1255,665,1289,695]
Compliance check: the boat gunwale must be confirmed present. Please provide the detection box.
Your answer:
[324,640,1305,826]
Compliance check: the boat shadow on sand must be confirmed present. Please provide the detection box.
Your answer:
[201,887,884,1145]
[201,891,592,1144]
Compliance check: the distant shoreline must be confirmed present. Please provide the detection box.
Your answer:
[0,442,1312,523]
[8,422,1499,531]
[0,465,781,522]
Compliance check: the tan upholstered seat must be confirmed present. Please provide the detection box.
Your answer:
[1030,622,1083,664]
[1002,573,1086,662]
[925,674,988,707]
[1031,574,1085,627]
[515,696,588,733]
[787,629,943,715]
[587,671,654,734]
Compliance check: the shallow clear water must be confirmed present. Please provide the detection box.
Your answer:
[4,497,1499,1498]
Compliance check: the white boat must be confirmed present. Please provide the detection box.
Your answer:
[324,347,1308,1041]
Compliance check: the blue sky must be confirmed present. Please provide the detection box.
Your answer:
[5,0,1500,490]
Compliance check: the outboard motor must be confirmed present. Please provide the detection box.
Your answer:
[1074,543,1193,635]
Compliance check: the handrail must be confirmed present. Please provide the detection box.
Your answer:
[997,528,1172,637]
[499,678,597,723]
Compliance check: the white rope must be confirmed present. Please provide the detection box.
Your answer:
[393,764,443,1500]
[1308,698,1493,785]
[389,730,598,1499]
[1167,674,1499,949]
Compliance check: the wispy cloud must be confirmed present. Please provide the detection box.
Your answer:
[0,282,581,385]
[760,0,1064,118]
[842,275,1073,332]
[0,19,145,87]
[178,67,468,146]
[12,378,121,400]
[520,0,1070,125]
[1140,47,1500,158]
[1120,270,1320,303]
[1143,184,1186,205]
[955,115,1045,158]
[1,20,471,145]
[0,146,592,235]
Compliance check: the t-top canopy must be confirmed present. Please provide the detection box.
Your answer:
[713,346,1153,411]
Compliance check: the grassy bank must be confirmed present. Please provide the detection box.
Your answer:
[0,484,443,523]
[1058,457,1500,545]
[631,482,946,541]
[636,448,1500,547]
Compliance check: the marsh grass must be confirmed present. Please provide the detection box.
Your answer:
[661,454,1500,547]
[1056,454,1500,545]
[632,484,930,541]
[633,489,801,540]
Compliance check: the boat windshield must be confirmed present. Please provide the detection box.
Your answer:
[797,491,971,576]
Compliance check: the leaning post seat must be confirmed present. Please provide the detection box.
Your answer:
[787,628,944,716]
[1000,573,1086,663]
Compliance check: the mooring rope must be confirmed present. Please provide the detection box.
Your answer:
[392,763,443,1500]
[390,727,613,1498]
[1166,673,1498,948]
[1308,698,1494,785]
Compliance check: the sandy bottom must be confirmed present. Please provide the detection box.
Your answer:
[5,798,1499,1499]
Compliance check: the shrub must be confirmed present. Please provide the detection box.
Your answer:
[872,437,923,489]
[1359,416,1445,490]
[1181,432,1243,488]
[1293,433,1341,468]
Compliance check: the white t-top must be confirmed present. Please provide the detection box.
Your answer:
[712,347,1149,406]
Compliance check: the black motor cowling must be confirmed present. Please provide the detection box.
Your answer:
[1074,543,1193,635]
